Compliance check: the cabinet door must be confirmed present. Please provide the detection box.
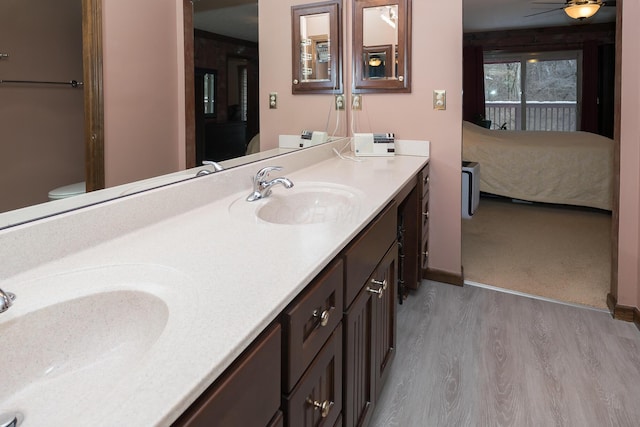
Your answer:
[173,323,281,427]
[284,324,343,427]
[343,286,375,427]
[419,163,430,276]
[397,184,420,292]
[372,246,397,400]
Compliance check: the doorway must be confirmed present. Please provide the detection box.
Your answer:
[462,1,619,309]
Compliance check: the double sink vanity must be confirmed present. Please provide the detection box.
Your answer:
[0,138,429,426]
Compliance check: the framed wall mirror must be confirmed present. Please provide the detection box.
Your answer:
[291,0,343,94]
[353,0,411,93]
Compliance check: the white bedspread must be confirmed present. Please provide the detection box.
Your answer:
[462,121,613,210]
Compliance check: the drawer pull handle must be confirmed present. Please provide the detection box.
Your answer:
[422,251,429,257]
[422,211,429,218]
[313,307,332,327]
[306,398,334,418]
[367,279,387,299]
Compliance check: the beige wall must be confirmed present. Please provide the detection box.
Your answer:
[102,0,185,187]
[259,0,463,276]
[259,0,349,147]
[0,0,84,212]
[617,0,640,308]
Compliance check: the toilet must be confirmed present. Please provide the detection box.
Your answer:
[48,182,86,201]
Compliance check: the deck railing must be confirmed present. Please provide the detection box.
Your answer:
[485,101,577,131]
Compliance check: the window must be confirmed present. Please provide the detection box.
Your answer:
[203,71,216,116]
[484,51,581,131]
[239,66,248,122]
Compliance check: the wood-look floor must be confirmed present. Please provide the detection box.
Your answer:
[370,281,640,427]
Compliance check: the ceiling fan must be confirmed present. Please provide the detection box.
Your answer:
[526,0,616,20]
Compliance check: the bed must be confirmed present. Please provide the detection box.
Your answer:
[462,120,614,211]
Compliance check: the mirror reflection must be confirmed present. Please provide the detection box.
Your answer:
[299,13,331,82]
[291,0,343,94]
[353,0,411,93]
[1,0,335,230]
[362,5,399,80]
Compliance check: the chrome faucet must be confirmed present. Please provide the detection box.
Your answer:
[246,166,294,201]
[0,288,15,314]
[196,160,224,177]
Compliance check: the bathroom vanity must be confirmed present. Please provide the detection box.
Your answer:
[0,139,428,426]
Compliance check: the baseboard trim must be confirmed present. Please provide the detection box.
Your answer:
[423,267,464,287]
[607,293,640,331]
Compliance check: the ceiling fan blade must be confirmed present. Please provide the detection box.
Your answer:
[525,6,565,18]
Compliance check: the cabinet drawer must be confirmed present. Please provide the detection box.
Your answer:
[284,323,343,427]
[344,202,397,310]
[283,259,344,392]
[173,323,281,427]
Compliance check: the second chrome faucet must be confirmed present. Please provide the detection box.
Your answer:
[246,166,294,202]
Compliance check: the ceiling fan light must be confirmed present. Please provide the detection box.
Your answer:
[564,2,601,20]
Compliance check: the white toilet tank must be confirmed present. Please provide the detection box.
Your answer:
[48,182,86,201]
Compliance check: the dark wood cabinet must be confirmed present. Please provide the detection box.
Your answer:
[343,281,375,427]
[173,323,281,427]
[397,177,420,295]
[343,245,398,427]
[283,324,343,427]
[371,247,397,400]
[283,259,344,393]
[343,204,398,427]
[419,163,430,275]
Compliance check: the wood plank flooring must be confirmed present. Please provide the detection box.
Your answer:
[370,281,640,427]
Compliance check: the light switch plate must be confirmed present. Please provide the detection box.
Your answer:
[269,92,277,109]
[433,90,446,110]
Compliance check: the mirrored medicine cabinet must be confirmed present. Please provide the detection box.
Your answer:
[352,0,412,93]
[291,0,343,94]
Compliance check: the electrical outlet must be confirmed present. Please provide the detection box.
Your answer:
[335,94,345,111]
[269,92,278,109]
[352,94,362,110]
[433,90,446,110]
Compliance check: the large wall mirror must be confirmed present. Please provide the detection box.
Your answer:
[291,0,343,94]
[352,0,411,93]
[2,0,333,230]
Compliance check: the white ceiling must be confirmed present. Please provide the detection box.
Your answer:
[463,0,616,32]
[192,0,617,43]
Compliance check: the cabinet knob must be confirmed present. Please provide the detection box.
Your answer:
[313,307,332,327]
[422,251,429,257]
[306,398,334,418]
[367,279,387,299]
[424,176,430,185]
[422,211,429,218]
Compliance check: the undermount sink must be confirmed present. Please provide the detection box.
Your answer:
[229,182,364,225]
[0,264,200,426]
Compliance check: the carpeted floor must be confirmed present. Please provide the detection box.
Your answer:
[462,196,612,309]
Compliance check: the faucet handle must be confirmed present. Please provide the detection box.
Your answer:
[0,288,16,313]
[202,160,224,171]
[255,166,283,181]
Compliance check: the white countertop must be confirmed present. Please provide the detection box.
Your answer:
[0,142,428,426]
